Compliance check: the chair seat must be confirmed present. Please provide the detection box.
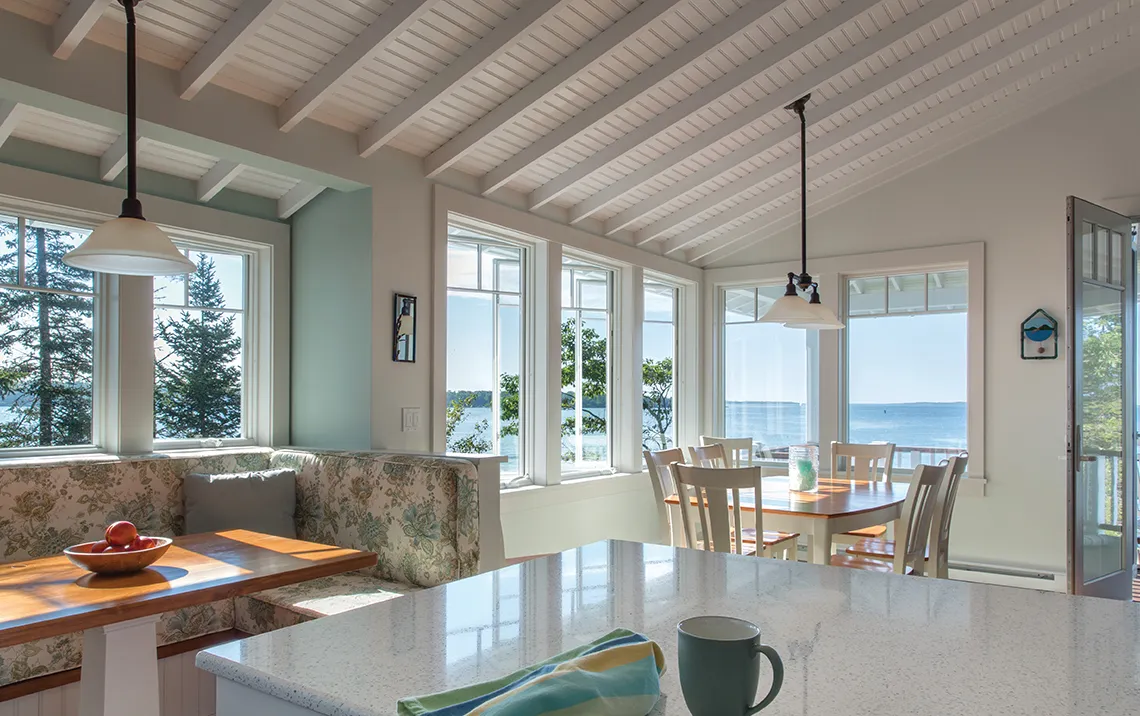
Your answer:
[829,553,913,575]
[737,528,800,547]
[843,524,888,539]
[845,538,930,561]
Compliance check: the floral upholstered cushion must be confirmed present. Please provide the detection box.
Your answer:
[0,600,234,687]
[233,572,416,635]
[269,450,480,588]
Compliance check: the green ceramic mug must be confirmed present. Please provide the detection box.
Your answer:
[677,616,784,716]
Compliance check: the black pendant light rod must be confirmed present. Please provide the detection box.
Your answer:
[120,0,144,220]
[786,94,811,291]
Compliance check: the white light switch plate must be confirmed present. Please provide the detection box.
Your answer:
[401,407,421,432]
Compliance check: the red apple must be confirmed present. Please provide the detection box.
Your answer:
[89,540,110,554]
[105,521,138,547]
[128,536,155,551]
[105,544,130,553]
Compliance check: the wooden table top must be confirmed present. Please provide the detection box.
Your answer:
[664,476,909,519]
[0,530,377,648]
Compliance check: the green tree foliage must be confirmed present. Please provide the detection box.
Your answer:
[154,254,242,439]
[445,392,492,453]
[1081,312,1123,453]
[642,357,674,450]
[560,317,608,460]
[0,226,94,447]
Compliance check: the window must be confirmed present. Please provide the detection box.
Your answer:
[561,256,613,473]
[845,270,968,469]
[643,280,677,451]
[0,213,96,451]
[721,285,818,460]
[154,248,247,442]
[445,229,525,483]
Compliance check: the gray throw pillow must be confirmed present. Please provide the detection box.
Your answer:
[183,469,297,538]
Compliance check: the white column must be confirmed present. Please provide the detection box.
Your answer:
[79,616,160,716]
[531,242,562,485]
[100,275,154,455]
[615,265,643,473]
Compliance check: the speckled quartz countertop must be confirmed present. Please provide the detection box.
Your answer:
[198,540,1140,715]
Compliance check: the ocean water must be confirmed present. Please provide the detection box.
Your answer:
[452,401,967,475]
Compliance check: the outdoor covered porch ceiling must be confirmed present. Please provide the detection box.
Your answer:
[1,0,1138,263]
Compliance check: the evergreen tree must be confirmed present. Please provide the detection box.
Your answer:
[154,254,242,438]
[0,225,94,448]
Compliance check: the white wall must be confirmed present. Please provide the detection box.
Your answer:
[710,67,1140,576]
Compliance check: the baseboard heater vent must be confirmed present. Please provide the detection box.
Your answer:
[948,561,1056,581]
[947,561,1063,590]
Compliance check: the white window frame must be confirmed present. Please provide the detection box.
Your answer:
[152,236,262,450]
[706,242,986,487]
[444,224,531,486]
[643,275,681,453]
[0,206,103,458]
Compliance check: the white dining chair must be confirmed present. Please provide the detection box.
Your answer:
[699,436,754,467]
[844,454,968,578]
[688,443,729,468]
[829,462,948,575]
[644,447,686,546]
[830,441,896,550]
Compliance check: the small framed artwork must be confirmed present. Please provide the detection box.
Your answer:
[393,293,417,363]
[1021,309,1058,360]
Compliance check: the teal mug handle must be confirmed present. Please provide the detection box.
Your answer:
[745,643,784,714]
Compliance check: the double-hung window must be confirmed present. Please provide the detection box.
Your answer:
[643,279,677,451]
[0,214,96,451]
[561,256,613,473]
[721,285,818,460]
[845,270,968,469]
[445,230,526,483]
[153,247,248,443]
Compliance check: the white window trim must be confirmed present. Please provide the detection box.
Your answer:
[643,273,683,454]
[706,242,986,488]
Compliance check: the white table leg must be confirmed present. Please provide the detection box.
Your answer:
[79,615,160,716]
[810,521,834,565]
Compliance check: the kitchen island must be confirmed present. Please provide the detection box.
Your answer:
[198,540,1140,715]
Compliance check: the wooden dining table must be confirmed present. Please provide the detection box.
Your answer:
[0,529,376,716]
[664,475,910,564]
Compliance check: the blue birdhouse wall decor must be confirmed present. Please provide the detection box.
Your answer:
[1021,309,1058,360]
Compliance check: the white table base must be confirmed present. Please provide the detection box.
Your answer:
[79,615,160,716]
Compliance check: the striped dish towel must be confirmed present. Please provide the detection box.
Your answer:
[397,629,665,716]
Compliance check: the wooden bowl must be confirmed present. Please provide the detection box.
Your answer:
[64,537,173,575]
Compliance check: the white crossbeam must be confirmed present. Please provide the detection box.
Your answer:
[52,0,112,60]
[0,101,24,150]
[197,160,245,202]
[278,182,324,218]
[179,0,289,100]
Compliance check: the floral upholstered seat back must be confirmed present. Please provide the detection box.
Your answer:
[270,450,479,588]
[0,451,271,562]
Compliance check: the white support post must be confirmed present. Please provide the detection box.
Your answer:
[615,265,643,474]
[78,616,160,716]
[102,275,155,455]
[531,241,562,486]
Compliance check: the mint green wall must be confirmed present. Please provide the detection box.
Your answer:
[290,187,372,450]
[0,138,283,222]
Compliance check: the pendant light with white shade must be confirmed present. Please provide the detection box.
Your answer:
[62,0,194,277]
[758,94,844,331]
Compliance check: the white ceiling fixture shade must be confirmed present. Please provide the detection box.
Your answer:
[63,0,193,277]
[758,95,842,331]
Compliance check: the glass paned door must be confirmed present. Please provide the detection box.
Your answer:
[1068,197,1135,599]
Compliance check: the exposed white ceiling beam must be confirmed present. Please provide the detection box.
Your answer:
[478,0,786,196]
[197,160,245,202]
[358,0,567,158]
[682,6,1137,264]
[179,0,288,100]
[278,182,324,218]
[0,101,24,150]
[99,134,128,181]
[278,0,437,132]
[593,0,1033,234]
[52,0,112,60]
[692,29,1140,268]
[653,0,1100,252]
[422,0,690,178]
[526,0,882,212]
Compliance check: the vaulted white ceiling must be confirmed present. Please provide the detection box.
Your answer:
[1,0,1138,264]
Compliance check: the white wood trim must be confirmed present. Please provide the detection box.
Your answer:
[277,0,437,132]
[196,160,244,202]
[477,0,787,196]
[358,0,567,158]
[277,183,324,219]
[98,135,128,182]
[0,100,23,150]
[51,0,112,60]
[604,0,1037,238]
[528,0,881,212]
[421,0,689,178]
[178,0,289,101]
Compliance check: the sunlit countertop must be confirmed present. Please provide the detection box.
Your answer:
[198,540,1140,715]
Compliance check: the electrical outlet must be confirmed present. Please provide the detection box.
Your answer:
[401,407,421,432]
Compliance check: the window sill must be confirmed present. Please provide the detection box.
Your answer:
[0,445,273,469]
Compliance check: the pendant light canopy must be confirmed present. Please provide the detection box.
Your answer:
[758,95,843,330]
[63,0,194,277]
